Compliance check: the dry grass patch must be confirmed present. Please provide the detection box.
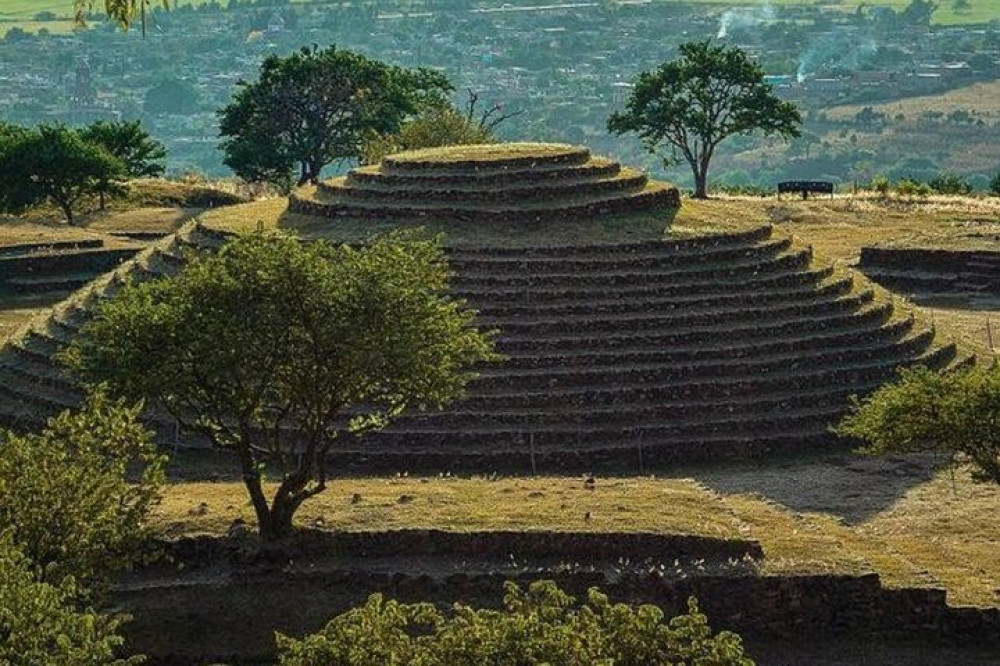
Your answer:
[386,143,585,164]
[826,81,1000,122]
[0,218,103,248]
[151,476,742,540]
[152,461,1000,607]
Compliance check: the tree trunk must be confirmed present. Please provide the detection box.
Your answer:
[237,446,278,541]
[692,169,708,199]
[59,201,75,225]
[99,189,106,211]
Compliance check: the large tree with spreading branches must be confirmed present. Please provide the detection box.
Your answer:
[219,46,453,189]
[63,232,497,542]
[608,41,801,199]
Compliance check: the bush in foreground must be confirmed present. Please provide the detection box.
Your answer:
[0,391,165,596]
[277,580,753,666]
[0,536,140,666]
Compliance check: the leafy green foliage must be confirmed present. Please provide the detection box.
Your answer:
[895,178,932,198]
[219,45,453,187]
[74,0,169,32]
[0,391,165,595]
[989,172,1000,197]
[361,104,494,165]
[0,536,141,666]
[927,172,973,195]
[608,41,801,199]
[836,365,1000,486]
[64,232,497,541]
[78,120,166,209]
[277,580,753,666]
[0,124,125,224]
[79,121,166,180]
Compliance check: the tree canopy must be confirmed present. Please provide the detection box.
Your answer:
[836,365,1000,486]
[219,45,453,188]
[0,124,125,224]
[608,41,801,198]
[77,120,166,208]
[278,580,753,666]
[64,232,497,541]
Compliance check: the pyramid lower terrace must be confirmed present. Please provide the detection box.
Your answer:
[0,143,972,469]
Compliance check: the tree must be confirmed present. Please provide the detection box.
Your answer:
[0,125,125,224]
[0,537,141,666]
[952,0,972,13]
[219,45,452,187]
[361,103,494,165]
[836,365,1000,486]
[990,172,1000,196]
[64,233,496,542]
[608,41,801,199]
[278,580,753,666]
[0,391,165,595]
[900,0,938,26]
[78,120,166,209]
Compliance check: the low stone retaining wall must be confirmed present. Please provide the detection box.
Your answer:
[859,246,1000,294]
[113,533,1000,665]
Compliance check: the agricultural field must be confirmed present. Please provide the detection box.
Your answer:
[826,80,1000,122]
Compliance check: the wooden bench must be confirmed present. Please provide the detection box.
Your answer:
[777,180,835,200]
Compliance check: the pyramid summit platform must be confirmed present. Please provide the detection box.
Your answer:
[289,143,681,224]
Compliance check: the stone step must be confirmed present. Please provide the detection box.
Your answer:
[324,170,648,206]
[347,156,621,188]
[497,300,893,347]
[473,328,932,392]
[498,318,921,369]
[447,237,792,275]
[453,265,836,303]
[458,345,952,410]
[443,225,773,258]
[480,289,875,337]
[452,247,812,290]
[469,274,853,319]
[344,406,849,455]
[290,182,680,224]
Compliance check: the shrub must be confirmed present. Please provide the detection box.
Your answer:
[0,536,140,666]
[927,172,973,196]
[990,172,1000,197]
[895,178,931,198]
[836,365,1000,487]
[0,391,165,596]
[870,175,890,198]
[277,580,754,666]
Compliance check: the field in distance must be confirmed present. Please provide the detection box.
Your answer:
[0,0,997,27]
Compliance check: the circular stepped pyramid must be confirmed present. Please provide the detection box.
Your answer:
[289,143,680,223]
[0,219,972,470]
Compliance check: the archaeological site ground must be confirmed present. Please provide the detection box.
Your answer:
[0,144,998,664]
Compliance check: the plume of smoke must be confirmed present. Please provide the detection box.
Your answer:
[796,29,878,83]
[717,1,777,40]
